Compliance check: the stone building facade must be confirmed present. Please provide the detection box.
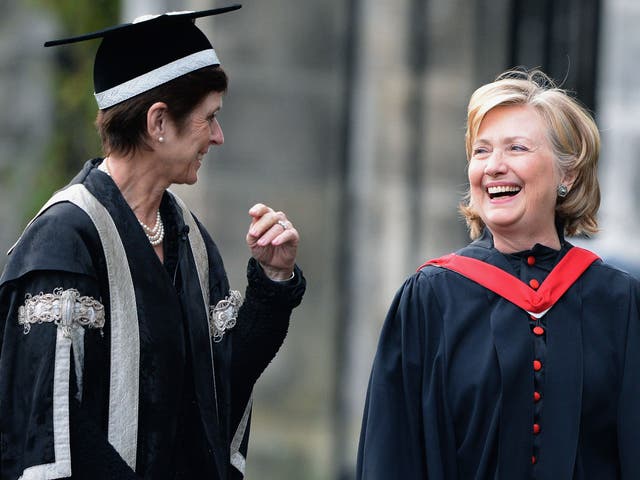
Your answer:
[1,0,638,478]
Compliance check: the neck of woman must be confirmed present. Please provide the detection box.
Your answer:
[490,226,562,254]
[103,153,168,228]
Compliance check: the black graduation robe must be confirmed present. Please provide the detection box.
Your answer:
[357,228,640,479]
[0,159,305,479]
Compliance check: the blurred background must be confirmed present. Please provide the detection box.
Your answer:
[1,0,638,478]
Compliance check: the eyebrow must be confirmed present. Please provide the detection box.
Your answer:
[473,135,533,144]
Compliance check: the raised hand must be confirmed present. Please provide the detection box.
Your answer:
[246,203,299,281]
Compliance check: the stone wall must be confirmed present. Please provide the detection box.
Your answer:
[0,4,55,263]
[2,0,638,478]
[585,0,640,275]
[172,1,347,478]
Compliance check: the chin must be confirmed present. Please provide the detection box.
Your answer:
[180,168,200,185]
[482,203,523,223]
[170,174,198,186]
[482,212,522,231]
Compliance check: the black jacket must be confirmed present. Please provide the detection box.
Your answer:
[0,159,305,479]
[358,229,640,479]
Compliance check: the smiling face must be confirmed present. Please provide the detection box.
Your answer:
[468,104,569,252]
[161,91,224,185]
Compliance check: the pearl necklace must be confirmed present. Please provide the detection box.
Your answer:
[100,158,165,246]
[138,210,165,246]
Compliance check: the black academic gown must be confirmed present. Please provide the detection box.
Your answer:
[0,159,305,480]
[357,228,640,480]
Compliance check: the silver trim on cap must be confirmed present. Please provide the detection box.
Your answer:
[94,48,220,109]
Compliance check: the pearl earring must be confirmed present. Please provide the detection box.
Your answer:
[158,136,164,143]
[557,184,568,197]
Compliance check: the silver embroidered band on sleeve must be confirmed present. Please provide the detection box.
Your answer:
[209,290,243,342]
[18,287,105,338]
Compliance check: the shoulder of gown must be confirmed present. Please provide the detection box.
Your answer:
[1,201,99,286]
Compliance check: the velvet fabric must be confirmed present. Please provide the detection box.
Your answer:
[0,159,305,479]
[357,229,640,479]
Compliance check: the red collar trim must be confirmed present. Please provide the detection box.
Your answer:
[419,247,599,315]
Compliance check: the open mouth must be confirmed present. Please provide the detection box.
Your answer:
[487,185,521,200]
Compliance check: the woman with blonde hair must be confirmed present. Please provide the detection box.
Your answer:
[357,69,640,479]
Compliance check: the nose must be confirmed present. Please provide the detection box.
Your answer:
[484,150,507,176]
[210,118,224,145]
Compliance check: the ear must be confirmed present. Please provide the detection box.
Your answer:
[561,169,578,191]
[146,102,169,140]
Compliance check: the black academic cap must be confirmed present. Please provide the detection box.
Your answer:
[45,5,241,109]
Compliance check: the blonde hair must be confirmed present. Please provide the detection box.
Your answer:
[459,69,601,239]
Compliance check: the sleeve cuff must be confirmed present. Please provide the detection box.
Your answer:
[246,258,305,309]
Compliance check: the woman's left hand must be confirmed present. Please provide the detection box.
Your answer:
[246,203,299,281]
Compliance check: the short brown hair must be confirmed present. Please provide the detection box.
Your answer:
[96,65,228,157]
[459,69,601,239]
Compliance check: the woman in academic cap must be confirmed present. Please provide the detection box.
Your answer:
[0,6,305,480]
[357,69,640,479]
